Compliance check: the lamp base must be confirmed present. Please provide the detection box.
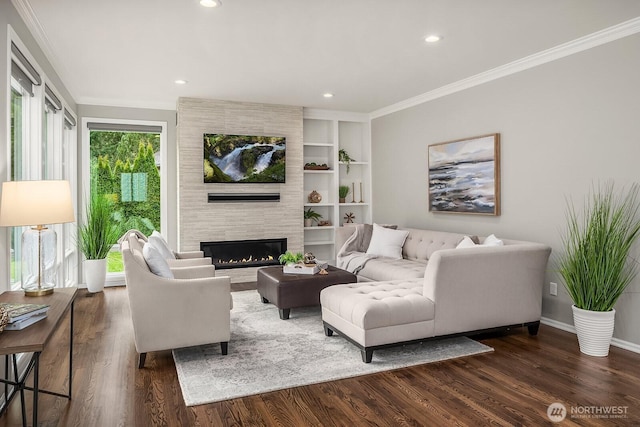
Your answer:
[23,286,55,297]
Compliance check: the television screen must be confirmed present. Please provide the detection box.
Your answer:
[203,134,286,183]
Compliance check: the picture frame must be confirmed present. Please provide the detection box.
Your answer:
[428,133,500,215]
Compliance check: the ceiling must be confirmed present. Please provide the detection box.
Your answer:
[17,0,640,113]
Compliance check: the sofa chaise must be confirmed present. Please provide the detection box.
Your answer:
[323,224,551,362]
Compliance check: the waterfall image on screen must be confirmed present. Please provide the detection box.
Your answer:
[203,134,286,183]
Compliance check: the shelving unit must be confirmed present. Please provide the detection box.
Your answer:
[302,109,371,263]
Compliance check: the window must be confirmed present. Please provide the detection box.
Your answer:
[83,120,167,281]
[7,33,78,291]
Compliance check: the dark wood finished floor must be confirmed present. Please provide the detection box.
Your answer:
[1,286,639,426]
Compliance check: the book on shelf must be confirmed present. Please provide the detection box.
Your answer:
[0,302,50,323]
[4,312,48,330]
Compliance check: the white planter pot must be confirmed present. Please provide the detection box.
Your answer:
[85,258,107,293]
[304,219,313,227]
[572,305,615,357]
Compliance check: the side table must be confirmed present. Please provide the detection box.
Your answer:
[0,287,77,427]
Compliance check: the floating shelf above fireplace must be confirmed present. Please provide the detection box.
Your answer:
[207,193,280,203]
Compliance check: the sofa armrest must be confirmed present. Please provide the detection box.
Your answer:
[335,226,357,257]
[423,244,551,336]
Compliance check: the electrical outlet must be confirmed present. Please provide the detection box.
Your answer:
[550,282,558,296]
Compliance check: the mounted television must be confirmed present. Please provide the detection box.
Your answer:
[203,133,286,183]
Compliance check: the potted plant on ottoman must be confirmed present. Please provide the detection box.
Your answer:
[78,194,120,293]
[558,182,640,356]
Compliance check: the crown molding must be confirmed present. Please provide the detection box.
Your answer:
[75,96,177,112]
[370,16,640,119]
[11,0,79,103]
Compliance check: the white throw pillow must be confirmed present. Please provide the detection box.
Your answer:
[142,243,174,278]
[482,234,504,246]
[456,236,477,249]
[366,223,409,259]
[148,230,176,260]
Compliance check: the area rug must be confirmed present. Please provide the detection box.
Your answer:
[173,290,493,406]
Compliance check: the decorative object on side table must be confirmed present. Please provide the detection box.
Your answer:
[78,191,120,293]
[558,181,640,357]
[338,185,350,203]
[0,306,8,332]
[308,190,322,203]
[304,208,322,227]
[0,180,75,296]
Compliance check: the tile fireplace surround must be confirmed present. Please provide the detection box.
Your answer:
[177,97,304,283]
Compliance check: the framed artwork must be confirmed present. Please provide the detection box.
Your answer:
[428,133,500,215]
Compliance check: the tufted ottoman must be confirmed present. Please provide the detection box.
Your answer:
[320,279,435,363]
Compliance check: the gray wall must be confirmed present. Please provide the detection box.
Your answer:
[76,104,178,249]
[371,33,640,345]
[1,1,76,291]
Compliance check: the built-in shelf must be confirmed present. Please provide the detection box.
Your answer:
[303,111,371,263]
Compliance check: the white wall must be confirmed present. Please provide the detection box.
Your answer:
[371,33,640,345]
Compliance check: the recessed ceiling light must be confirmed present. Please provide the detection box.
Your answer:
[175,79,188,85]
[323,93,334,98]
[425,35,441,43]
[200,0,221,7]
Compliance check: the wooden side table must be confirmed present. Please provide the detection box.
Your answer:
[0,287,77,427]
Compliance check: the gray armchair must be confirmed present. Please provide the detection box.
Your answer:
[120,231,232,368]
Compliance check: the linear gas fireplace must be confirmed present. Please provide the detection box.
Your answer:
[200,238,287,269]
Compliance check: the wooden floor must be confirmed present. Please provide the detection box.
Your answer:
[1,286,639,426]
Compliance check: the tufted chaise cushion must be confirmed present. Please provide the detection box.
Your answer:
[320,280,435,347]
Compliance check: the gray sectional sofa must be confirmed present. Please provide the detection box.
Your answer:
[324,224,552,362]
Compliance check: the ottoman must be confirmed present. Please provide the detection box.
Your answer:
[320,280,435,363]
[257,265,357,320]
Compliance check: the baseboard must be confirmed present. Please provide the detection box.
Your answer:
[541,317,640,354]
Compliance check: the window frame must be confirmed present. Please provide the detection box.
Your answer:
[81,117,168,285]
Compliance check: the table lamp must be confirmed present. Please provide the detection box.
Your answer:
[0,180,75,296]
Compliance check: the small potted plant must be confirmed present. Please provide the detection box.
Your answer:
[278,251,303,266]
[304,208,322,227]
[339,185,350,203]
[338,149,354,174]
[78,193,120,293]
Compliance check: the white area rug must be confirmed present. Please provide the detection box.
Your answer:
[173,290,493,406]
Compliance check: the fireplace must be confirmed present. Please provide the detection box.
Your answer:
[200,238,287,269]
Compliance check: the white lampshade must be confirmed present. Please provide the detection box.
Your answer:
[0,180,75,226]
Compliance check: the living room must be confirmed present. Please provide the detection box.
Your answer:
[1,0,640,425]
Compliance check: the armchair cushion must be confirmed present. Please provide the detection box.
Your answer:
[148,230,176,260]
[142,243,174,278]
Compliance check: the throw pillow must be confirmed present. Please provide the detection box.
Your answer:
[456,236,477,249]
[148,230,176,260]
[142,243,174,278]
[483,234,504,246]
[366,223,409,259]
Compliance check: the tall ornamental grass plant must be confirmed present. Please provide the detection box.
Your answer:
[558,182,640,312]
[78,194,120,260]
